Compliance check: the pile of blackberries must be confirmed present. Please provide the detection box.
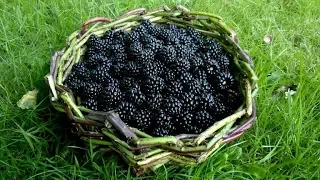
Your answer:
[65,20,243,136]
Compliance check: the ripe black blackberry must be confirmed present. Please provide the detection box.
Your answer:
[162,69,177,82]
[170,58,190,74]
[122,61,139,77]
[186,27,201,41]
[179,92,198,112]
[162,96,182,116]
[141,61,158,78]
[133,109,152,131]
[142,76,165,94]
[137,48,155,63]
[157,45,176,65]
[214,71,235,90]
[90,66,111,83]
[165,81,183,96]
[65,74,87,95]
[175,44,194,60]
[141,20,153,31]
[190,56,204,70]
[120,77,137,91]
[202,38,223,58]
[194,110,213,132]
[117,102,136,123]
[110,62,124,79]
[83,82,102,98]
[129,42,143,56]
[100,86,122,107]
[86,53,105,69]
[87,34,107,52]
[102,30,115,41]
[126,86,146,107]
[126,31,140,43]
[82,97,99,111]
[71,62,88,78]
[152,110,175,136]
[198,93,216,111]
[146,93,163,110]
[174,113,194,134]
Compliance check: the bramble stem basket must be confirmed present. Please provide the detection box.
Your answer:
[45,5,258,175]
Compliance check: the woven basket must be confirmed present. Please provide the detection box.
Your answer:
[45,5,258,175]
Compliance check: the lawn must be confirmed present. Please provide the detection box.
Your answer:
[1,0,320,179]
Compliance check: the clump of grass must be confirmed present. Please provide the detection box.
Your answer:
[0,0,320,179]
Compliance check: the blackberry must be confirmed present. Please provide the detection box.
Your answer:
[65,74,86,94]
[117,102,136,123]
[198,93,216,111]
[157,46,176,65]
[175,44,194,60]
[86,53,105,69]
[214,71,235,90]
[119,61,139,77]
[162,69,176,82]
[194,110,213,132]
[83,82,102,98]
[141,61,158,78]
[102,30,115,41]
[152,110,175,136]
[174,113,195,134]
[90,66,111,83]
[120,77,137,91]
[142,76,164,94]
[180,92,197,112]
[186,27,201,41]
[138,48,155,63]
[126,86,146,107]
[126,31,140,43]
[101,76,119,89]
[110,62,124,79]
[71,62,88,78]
[132,109,152,131]
[100,86,122,108]
[217,54,231,70]
[162,96,182,115]
[87,34,107,52]
[146,93,163,110]
[145,39,163,52]
[129,42,143,56]
[134,24,148,35]
[82,97,99,111]
[165,81,183,96]
[190,56,204,70]
[202,38,223,58]
[141,20,153,31]
[170,58,190,73]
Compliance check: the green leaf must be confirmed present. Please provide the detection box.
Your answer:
[17,89,38,109]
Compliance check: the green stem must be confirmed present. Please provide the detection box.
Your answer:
[134,149,163,160]
[60,92,84,118]
[169,154,197,165]
[131,128,152,138]
[81,137,113,146]
[132,136,183,147]
[193,109,246,145]
[244,79,253,116]
[183,11,222,20]
[197,139,223,163]
[101,129,131,149]
[137,152,171,166]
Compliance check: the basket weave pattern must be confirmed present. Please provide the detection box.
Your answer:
[45,5,258,175]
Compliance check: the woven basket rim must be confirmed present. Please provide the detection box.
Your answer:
[45,5,258,175]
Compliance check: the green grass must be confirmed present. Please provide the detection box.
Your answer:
[1,0,320,179]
